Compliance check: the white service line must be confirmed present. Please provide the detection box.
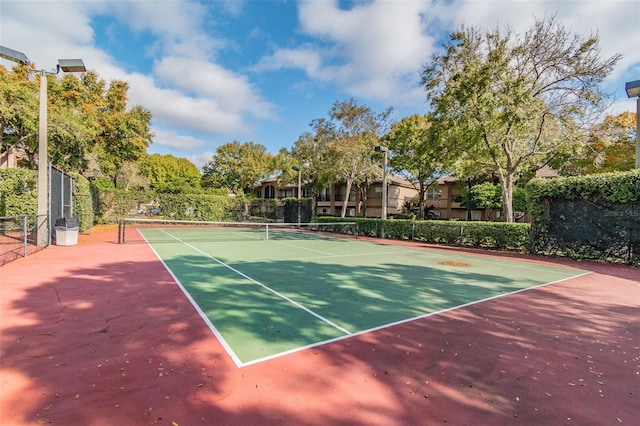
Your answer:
[159,229,352,336]
[273,240,339,256]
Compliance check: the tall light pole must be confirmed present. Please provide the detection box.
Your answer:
[625,79,640,169]
[292,166,301,224]
[1,46,86,245]
[375,146,388,220]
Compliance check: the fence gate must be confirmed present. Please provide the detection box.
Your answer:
[49,165,74,237]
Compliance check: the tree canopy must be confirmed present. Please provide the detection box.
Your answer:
[308,98,393,217]
[556,112,637,174]
[201,141,274,195]
[421,15,621,221]
[139,153,202,193]
[382,114,451,219]
[0,64,153,184]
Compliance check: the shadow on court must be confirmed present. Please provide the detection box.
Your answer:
[160,250,581,365]
[1,234,638,425]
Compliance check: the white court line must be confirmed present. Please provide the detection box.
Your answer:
[230,249,411,264]
[272,239,581,276]
[273,240,340,256]
[137,229,244,368]
[158,229,352,337]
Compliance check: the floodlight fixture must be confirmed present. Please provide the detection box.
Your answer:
[625,79,640,169]
[0,45,30,65]
[625,80,640,98]
[57,58,86,73]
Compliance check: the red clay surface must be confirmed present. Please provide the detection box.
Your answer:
[1,226,638,425]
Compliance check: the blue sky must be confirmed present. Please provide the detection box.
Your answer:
[1,0,639,169]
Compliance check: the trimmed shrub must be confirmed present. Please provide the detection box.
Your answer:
[91,187,248,223]
[316,216,530,251]
[0,168,38,216]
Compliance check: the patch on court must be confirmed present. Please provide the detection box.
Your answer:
[131,221,588,367]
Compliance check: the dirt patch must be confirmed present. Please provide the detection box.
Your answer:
[437,260,472,267]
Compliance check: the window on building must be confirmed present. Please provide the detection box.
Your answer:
[372,186,383,199]
[265,185,275,199]
[284,189,294,198]
[318,188,331,201]
[427,188,442,199]
[336,187,356,202]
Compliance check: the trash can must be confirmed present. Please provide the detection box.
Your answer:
[54,217,79,246]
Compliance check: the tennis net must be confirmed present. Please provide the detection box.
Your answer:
[118,218,358,244]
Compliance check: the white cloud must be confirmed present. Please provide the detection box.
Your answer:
[443,1,640,74]
[1,0,278,147]
[256,0,638,111]
[295,0,435,105]
[253,1,446,106]
[0,1,95,68]
[154,57,276,120]
[187,151,216,170]
[127,72,246,135]
[151,129,205,151]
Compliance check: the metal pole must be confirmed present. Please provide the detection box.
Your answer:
[297,168,301,225]
[636,98,639,169]
[37,70,49,246]
[381,150,387,220]
[23,214,28,258]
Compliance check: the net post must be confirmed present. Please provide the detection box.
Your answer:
[23,214,28,258]
[118,218,122,244]
[266,223,269,240]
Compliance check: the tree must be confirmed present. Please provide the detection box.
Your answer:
[138,153,201,193]
[383,114,451,219]
[201,141,274,194]
[421,15,621,221]
[309,99,393,217]
[0,64,153,180]
[95,80,153,185]
[559,112,637,174]
[116,161,149,191]
[0,64,95,170]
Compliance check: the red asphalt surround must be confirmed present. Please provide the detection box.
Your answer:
[1,227,638,425]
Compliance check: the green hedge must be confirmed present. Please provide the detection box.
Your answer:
[316,217,531,251]
[92,187,248,222]
[527,169,640,263]
[0,168,38,216]
[0,168,93,232]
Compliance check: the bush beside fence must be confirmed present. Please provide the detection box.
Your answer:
[317,217,531,251]
[528,170,640,264]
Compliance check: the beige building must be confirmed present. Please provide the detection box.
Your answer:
[254,174,513,221]
[254,174,419,218]
[428,176,486,221]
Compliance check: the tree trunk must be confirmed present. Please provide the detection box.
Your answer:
[500,172,514,222]
[340,178,353,218]
[417,182,426,220]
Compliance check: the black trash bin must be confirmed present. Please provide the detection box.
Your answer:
[54,217,79,246]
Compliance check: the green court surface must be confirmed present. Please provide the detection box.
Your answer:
[141,228,588,367]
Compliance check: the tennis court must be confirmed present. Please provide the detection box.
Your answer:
[129,221,588,366]
[2,224,638,425]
